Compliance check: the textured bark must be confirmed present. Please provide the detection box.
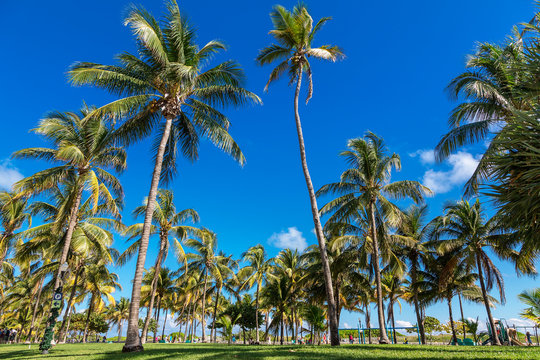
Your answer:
[255,283,260,343]
[476,251,501,345]
[447,296,458,345]
[200,269,208,342]
[293,67,339,346]
[123,116,173,353]
[118,320,123,343]
[369,201,390,344]
[59,264,82,342]
[141,235,167,344]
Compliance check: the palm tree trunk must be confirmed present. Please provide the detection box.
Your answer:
[411,262,426,344]
[368,200,390,344]
[211,286,221,343]
[476,251,501,345]
[280,315,284,345]
[118,320,123,343]
[83,295,95,343]
[255,282,260,343]
[123,116,174,353]
[27,277,44,343]
[59,264,82,342]
[447,296,458,345]
[365,302,372,344]
[190,303,196,341]
[390,300,397,344]
[153,296,161,343]
[293,67,339,346]
[161,308,168,339]
[63,308,72,342]
[458,293,466,340]
[141,236,167,344]
[184,303,191,342]
[201,268,208,342]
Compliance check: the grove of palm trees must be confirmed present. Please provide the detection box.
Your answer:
[0,1,539,359]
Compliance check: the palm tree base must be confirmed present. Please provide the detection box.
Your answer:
[122,344,144,353]
[379,339,390,344]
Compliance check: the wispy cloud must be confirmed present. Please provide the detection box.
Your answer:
[395,320,413,328]
[410,150,480,195]
[0,161,23,191]
[268,227,307,251]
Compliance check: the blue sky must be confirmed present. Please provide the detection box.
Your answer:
[1,0,538,336]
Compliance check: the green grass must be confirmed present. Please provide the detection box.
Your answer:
[1,343,539,360]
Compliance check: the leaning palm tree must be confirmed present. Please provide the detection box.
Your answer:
[432,199,529,345]
[0,192,31,269]
[68,2,259,351]
[317,132,430,343]
[12,106,125,295]
[257,3,343,346]
[238,244,273,344]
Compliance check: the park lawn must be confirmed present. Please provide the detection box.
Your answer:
[1,343,539,360]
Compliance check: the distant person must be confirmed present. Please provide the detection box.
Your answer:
[323,333,326,344]
[526,332,533,346]
[404,338,409,344]
[349,334,354,344]
[232,336,236,343]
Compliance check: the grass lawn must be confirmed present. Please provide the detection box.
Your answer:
[1,343,539,360]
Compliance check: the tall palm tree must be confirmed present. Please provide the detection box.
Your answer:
[184,228,222,342]
[68,3,259,351]
[432,199,524,345]
[317,132,430,343]
[0,192,31,268]
[107,297,130,343]
[393,205,433,344]
[238,244,272,343]
[141,267,176,343]
[119,189,197,343]
[257,4,343,346]
[12,106,125,295]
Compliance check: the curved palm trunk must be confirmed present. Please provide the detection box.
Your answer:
[59,264,82,342]
[27,277,44,343]
[123,116,173,353]
[476,251,501,345]
[255,283,260,343]
[293,67,339,346]
[458,293,467,340]
[368,201,390,344]
[200,269,209,342]
[411,262,426,344]
[447,296,458,345]
[141,235,167,344]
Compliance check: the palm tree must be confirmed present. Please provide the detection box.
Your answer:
[12,106,125,296]
[119,189,197,343]
[257,4,343,346]
[393,205,433,344]
[518,288,540,325]
[433,199,526,345]
[435,36,530,195]
[302,304,326,345]
[141,267,176,343]
[81,263,121,342]
[238,245,272,344]
[317,132,430,343]
[107,297,130,343]
[382,272,406,344]
[68,2,259,350]
[185,229,223,342]
[0,192,31,268]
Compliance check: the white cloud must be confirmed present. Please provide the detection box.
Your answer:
[268,227,307,251]
[395,320,413,328]
[343,322,351,329]
[0,161,23,190]
[421,151,480,194]
[409,149,436,165]
[506,318,536,327]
